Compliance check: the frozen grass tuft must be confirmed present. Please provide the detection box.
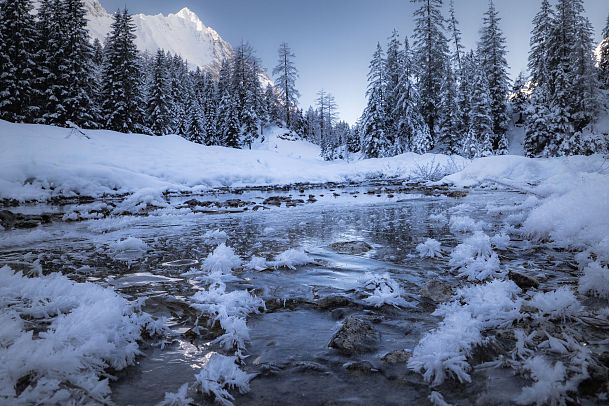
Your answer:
[358,272,414,308]
[528,287,582,319]
[269,248,313,270]
[158,383,193,406]
[195,352,254,406]
[578,261,609,298]
[408,280,522,386]
[203,229,229,243]
[416,238,443,258]
[203,243,241,275]
[0,266,146,404]
[514,356,569,406]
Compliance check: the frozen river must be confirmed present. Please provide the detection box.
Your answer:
[1,182,606,405]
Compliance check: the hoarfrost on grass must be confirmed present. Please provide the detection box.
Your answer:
[269,248,313,270]
[528,287,582,320]
[578,261,609,298]
[0,266,146,404]
[358,272,413,308]
[203,243,241,275]
[416,238,443,258]
[194,352,254,406]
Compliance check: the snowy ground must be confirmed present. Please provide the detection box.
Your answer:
[1,121,609,405]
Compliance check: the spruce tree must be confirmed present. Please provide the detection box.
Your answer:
[511,72,529,125]
[466,54,494,158]
[395,38,430,155]
[202,72,218,145]
[447,0,464,72]
[272,42,300,128]
[478,0,510,153]
[362,43,388,158]
[524,88,552,157]
[600,14,609,89]
[384,30,402,148]
[101,9,146,133]
[528,0,554,89]
[146,50,172,135]
[0,0,37,122]
[411,0,450,143]
[438,65,461,154]
[62,0,99,128]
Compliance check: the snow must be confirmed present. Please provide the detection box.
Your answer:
[0,267,147,404]
[0,120,468,201]
[194,352,254,406]
[108,236,149,252]
[514,356,569,406]
[158,383,193,406]
[269,248,314,270]
[83,0,232,72]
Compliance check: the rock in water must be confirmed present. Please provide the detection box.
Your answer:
[329,241,373,255]
[508,271,540,290]
[421,280,453,303]
[329,317,380,355]
[381,350,411,364]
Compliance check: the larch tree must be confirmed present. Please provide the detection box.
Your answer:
[272,42,300,129]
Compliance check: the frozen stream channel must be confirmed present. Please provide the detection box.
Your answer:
[1,182,607,405]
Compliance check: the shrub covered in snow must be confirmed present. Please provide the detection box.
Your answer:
[358,272,413,308]
[416,238,443,258]
[528,287,582,319]
[195,352,254,406]
[0,267,147,404]
[203,244,241,274]
[578,261,609,298]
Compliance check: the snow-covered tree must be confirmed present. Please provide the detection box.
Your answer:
[438,64,461,154]
[411,0,450,142]
[272,42,300,128]
[61,0,99,128]
[524,88,552,157]
[528,0,554,90]
[146,50,172,135]
[465,53,494,158]
[511,72,529,125]
[600,14,609,89]
[101,9,146,133]
[447,0,464,72]
[362,43,388,158]
[384,30,402,147]
[478,0,510,153]
[202,72,217,145]
[0,0,37,122]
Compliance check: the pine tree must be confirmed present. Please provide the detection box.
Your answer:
[478,0,510,153]
[528,0,554,90]
[466,54,494,158]
[411,0,450,143]
[146,50,172,135]
[362,43,388,158]
[524,88,552,157]
[447,0,464,72]
[511,72,529,125]
[202,72,218,145]
[458,51,476,148]
[222,96,241,148]
[384,30,402,148]
[62,0,99,128]
[600,14,609,89]
[395,37,430,154]
[438,65,461,154]
[186,96,206,144]
[264,84,281,126]
[0,0,37,122]
[272,42,300,128]
[241,89,259,149]
[101,9,146,133]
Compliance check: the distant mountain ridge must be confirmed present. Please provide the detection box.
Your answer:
[83,0,233,74]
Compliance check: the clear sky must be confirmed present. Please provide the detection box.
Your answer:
[99,0,609,124]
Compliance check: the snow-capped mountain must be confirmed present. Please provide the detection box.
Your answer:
[84,0,233,73]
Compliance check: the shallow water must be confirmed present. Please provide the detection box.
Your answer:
[0,183,599,405]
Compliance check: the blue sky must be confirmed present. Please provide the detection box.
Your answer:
[99,0,609,124]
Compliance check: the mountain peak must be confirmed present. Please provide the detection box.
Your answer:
[173,7,206,32]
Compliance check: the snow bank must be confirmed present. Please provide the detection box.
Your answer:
[0,120,467,201]
[0,267,147,404]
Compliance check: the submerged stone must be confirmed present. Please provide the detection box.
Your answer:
[329,317,380,355]
[329,241,373,255]
[508,271,540,290]
[421,279,453,303]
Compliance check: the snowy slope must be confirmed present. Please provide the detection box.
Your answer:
[84,0,232,72]
[0,120,467,201]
